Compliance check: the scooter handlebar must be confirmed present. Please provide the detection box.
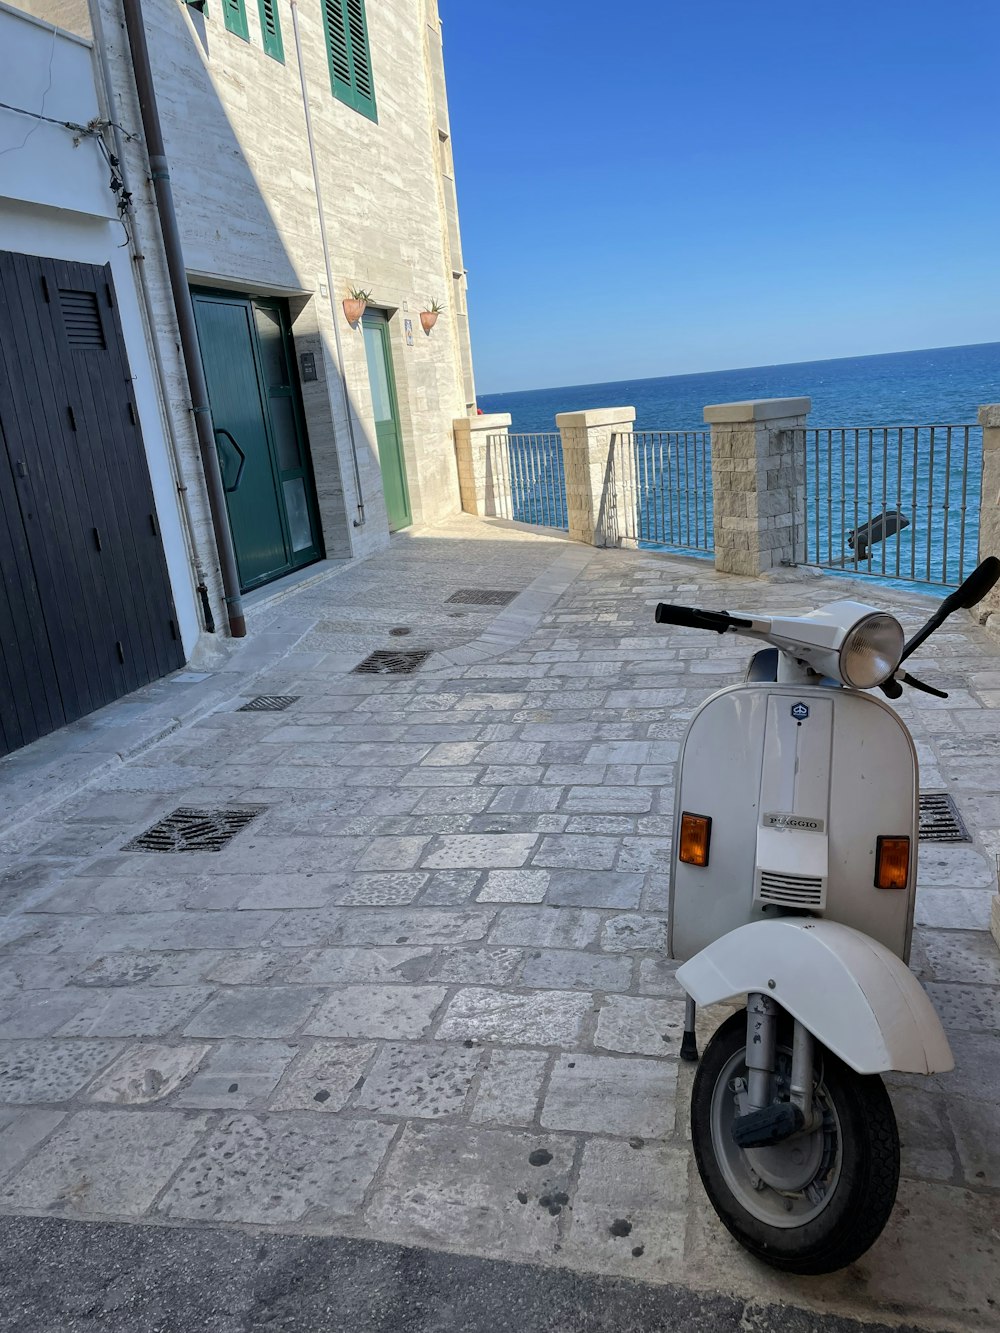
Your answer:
[654,603,749,634]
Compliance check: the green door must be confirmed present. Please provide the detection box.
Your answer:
[362,310,411,531]
[192,292,322,591]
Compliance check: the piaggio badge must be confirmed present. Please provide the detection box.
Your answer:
[791,702,809,721]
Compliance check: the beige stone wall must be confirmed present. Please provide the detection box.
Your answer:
[978,405,1000,638]
[97,0,474,569]
[705,399,809,576]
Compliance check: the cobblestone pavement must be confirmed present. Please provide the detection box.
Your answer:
[1,515,998,1332]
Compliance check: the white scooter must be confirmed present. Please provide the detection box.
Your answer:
[657,556,1000,1275]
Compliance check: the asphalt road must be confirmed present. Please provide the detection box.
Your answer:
[0,1216,948,1333]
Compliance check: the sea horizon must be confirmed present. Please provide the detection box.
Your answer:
[477,340,1000,435]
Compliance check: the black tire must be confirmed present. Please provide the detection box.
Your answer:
[690,1009,900,1275]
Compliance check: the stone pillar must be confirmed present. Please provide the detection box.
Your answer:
[556,407,637,546]
[704,398,810,576]
[453,413,511,518]
[978,405,1000,635]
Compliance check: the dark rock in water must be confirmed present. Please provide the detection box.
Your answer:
[609,1218,632,1238]
[528,1149,553,1167]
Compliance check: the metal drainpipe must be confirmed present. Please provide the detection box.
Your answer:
[120,0,246,635]
[289,0,365,529]
[90,0,215,633]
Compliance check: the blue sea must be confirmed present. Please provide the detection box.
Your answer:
[478,342,1000,589]
[478,342,1000,433]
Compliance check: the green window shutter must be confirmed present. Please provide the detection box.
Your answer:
[322,0,377,122]
[258,0,283,60]
[222,0,249,39]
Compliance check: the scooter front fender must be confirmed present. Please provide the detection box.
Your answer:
[676,918,953,1076]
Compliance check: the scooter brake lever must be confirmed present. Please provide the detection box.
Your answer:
[879,678,904,700]
[897,670,949,700]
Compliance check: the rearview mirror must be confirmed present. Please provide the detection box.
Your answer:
[943,556,1000,613]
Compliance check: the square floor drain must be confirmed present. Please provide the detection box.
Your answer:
[918,792,971,843]
[353,649,431,675]
[238,695,299,712]
[124,806,266,853]
[446,588,519,606]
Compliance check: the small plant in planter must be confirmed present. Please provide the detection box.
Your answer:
[419,300,444,333]
[343,288,372,324]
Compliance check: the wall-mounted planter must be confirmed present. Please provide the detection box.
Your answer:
[419,310,439,333]
[343,297,367,324]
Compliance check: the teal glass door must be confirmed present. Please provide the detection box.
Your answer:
[192,292,322,590]
[362,310,411,531]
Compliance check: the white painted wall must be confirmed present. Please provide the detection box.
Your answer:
[0,4,202,655]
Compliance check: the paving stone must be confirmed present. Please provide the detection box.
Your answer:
[420,743,483,767]
[565,815,636,836]
[56,987,214,1038]
[924,983,1000,1032]
[532,836,619,871]
[0,1108,65,1183]
[437,988,592,1045]
[542,1054,677,1138]
[4,1109,209,1218]
[544,869,643,910]
[420,834,538,869]
[417,870,482,905]
[269,1041,374,1112]
[946,1092,1000,1188]
[595,994,688,1057]
[286,946,431,984]
[182,987,323,1038]
[919,929,1000,984]
[176,1041,297,1108]
[0,990,92,1038]
[914,887,994,930]
[616,837,673,873]
[304,986,447,1039]
[563,787,653,814]
[353,838,430,872]
[470,1049,549,1127]
[276,908,492,948]
[86,1043,209,1105]
[330,873,428,906]
[476,869,550,904]
[601,913,669,953]
[637,956,686,997]
[541,765,607,786]
[520,950,632,992]
[422,948,524,985]
[487,787,562,814]
[0,1040,122,1103]
[562,1138,689,1278]
[354,1042,480,1118]
[917,844,996,888]
[364,1123,574,1260]
[888,1085,957,1182]
[490,907,602,949]
[411,788,493,814]
[161,1113,394,1225]
[477,743,544,765]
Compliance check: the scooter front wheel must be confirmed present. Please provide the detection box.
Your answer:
[691,1010,900,1274]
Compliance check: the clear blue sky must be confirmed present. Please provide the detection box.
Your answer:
[438,0,1000,395]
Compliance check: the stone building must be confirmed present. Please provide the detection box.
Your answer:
[0,0,476,755]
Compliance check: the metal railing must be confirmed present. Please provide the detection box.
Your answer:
[485,431,568,530]
[799,425,983,587]
[612,430,714,554]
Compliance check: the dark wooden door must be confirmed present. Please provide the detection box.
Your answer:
[192,291,322,592]
[0,250,185,757]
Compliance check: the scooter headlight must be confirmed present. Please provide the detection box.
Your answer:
[839,613,904,688]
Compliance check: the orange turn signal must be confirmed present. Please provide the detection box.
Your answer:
[679,812,712,867]
[875,835,910,889]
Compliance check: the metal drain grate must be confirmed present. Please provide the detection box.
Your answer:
[238,695,299,712]
[918,792,971,843]
[445,588,519,606]
[124,806,266,853]
[353,649,431,675]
